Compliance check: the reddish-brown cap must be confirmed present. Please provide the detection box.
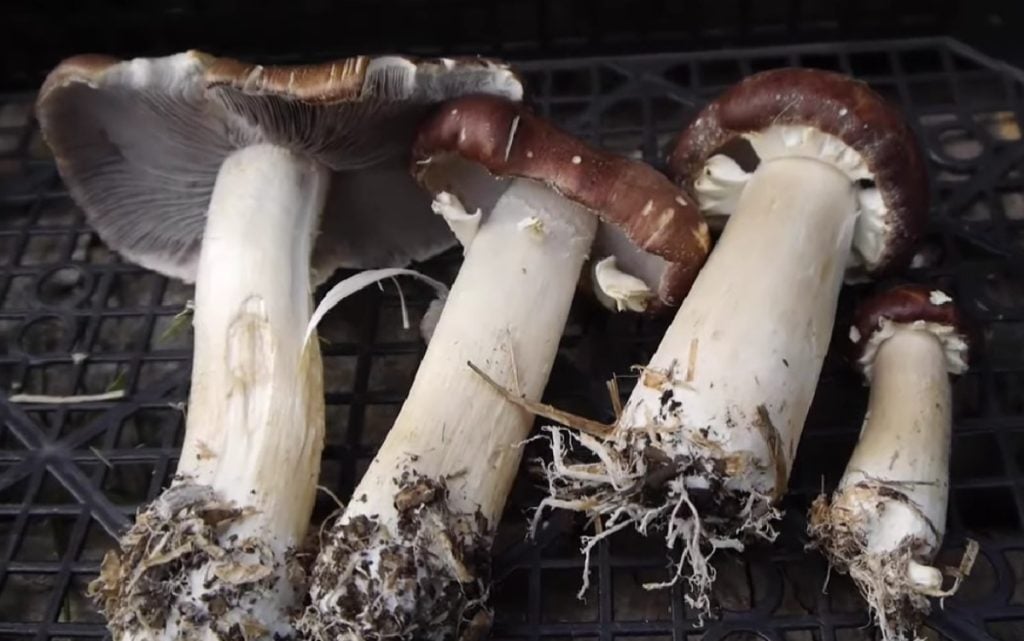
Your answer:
[850,284,970,374]
[37,51,522,284]
[669,68,928,275]
[411,94,711,312]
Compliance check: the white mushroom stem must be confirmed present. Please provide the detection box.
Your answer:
[184,143,327,545]
[838,328,951,560]
[621,156,858,488]
[353,177,596,526]
[593,255,655,312]
[692,153,750,215]
[306,177,597,640]
[94,143,328,641]
[811,328,957,641]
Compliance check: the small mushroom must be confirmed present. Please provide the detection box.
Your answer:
[37,51,521,641]
[532,69,929,611]
[304,94,709,641]
[810,284,971,641]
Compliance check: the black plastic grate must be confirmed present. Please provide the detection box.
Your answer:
[3,36,1024,641]
[0,0,958,91]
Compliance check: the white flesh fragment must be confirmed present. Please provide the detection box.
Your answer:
[431,191,481,250]
[419,296,446,343]
[929,289,953,305]
[588,222,672,313]
[814,329,955,641]
[692,153,750,215]
[593,255,655,312]
[517,215,546,238]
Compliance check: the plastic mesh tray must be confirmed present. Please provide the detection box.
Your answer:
[2,36,1024,641]
[1,0,953,90]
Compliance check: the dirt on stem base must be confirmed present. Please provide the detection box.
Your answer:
[301,473,492,641]
[89,480,307,641]
[808,492,938,641]
[535,425,780,618]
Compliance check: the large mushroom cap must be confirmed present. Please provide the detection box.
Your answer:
[670,68,928,274]
[411,94,710,312]
[36,51,523,283]
[850,284,970,377]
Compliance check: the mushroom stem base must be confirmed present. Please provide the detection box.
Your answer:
[809,493,945,641]
[302,473,492,641]
[535,425,779,617]
[89,480,307,641]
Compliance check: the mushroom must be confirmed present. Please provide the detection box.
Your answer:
[36,51,522,641]
[810,284,972,641]
[533,68,928,611]
[302,95,710,641]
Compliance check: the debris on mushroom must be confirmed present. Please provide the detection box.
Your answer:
[592,255,656,312]
[36,50,522,641]
[693,153,751,215]
[432,191,482,250]
[301,95,710,641]
[809,284,976,641]
[533,68,928,614]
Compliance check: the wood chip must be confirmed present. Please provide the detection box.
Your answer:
[468,361,614,438]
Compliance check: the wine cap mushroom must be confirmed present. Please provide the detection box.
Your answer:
[670,68,928,274]
[412,94,710,312]
[809,282,973,641]
[850,283,970,378]
[37,51,522,284]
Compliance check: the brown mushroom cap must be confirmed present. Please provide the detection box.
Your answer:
[411,94,710,311]
[851,284,970,373]
[669,68,928,275]
[37,51,522,284]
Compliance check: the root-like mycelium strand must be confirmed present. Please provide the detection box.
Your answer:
[535,425,780,614]
[809,488,976,641]
[808,490,931,641]
[302,473,492,641]
[89,481,307,641]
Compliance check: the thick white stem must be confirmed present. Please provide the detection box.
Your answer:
[620,157,858,492]
[96,145,329,641]
[304,178,597,641]
[347,178,598,529]
[181,143,328,547]
[836,329,952,554]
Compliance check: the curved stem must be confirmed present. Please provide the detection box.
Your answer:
[182,142,327,547]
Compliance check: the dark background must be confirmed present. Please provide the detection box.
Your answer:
[2,0,1024,91]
